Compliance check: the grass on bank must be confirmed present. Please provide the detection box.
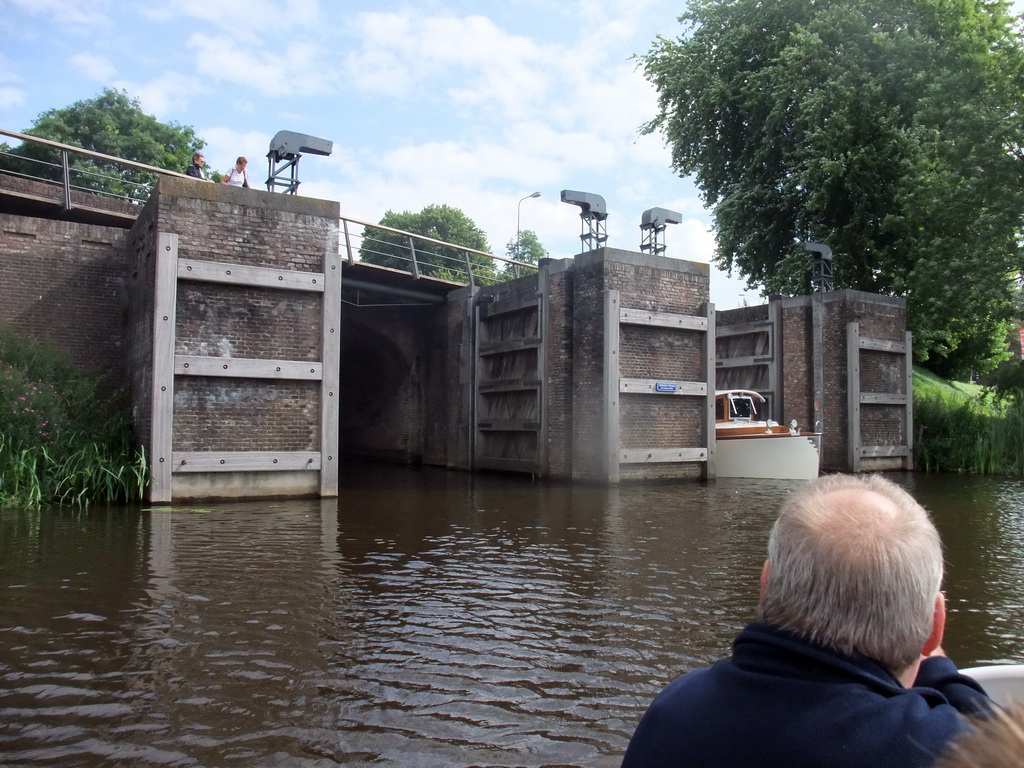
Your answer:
[0,326,147,507]
[912,366,1024,475]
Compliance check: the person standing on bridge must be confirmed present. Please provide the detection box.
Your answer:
[621,473,994,768]
[185,152,209,180]
[222,156,250,188]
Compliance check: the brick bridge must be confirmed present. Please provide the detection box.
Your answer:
[0,175,914,501]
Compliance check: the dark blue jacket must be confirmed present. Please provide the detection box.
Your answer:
[621,622,991,768]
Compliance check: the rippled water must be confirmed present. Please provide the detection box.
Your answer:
[1,467,1022,767]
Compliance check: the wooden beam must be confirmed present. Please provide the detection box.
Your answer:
[859,445,910,457]
[619,307,707,331]
[320,244,341,496]
[860,392,908,406]
[605,290,621,483]
[174,356,323,379]
[857,336,907,354]
[178,258,326,292]
[149,232,178,502]
[172,451,322,473]
[620,447,709,463]
[619,379,707,396]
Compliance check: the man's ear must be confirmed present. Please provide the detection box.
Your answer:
[759,560,770,604]
[922,592,946,656]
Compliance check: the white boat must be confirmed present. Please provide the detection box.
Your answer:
[714,390,822,481]
[961,664,1024,704]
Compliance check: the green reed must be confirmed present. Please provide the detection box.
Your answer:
[0,327,147,507]
[914,391,1024,475]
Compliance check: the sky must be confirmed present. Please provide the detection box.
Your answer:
[1,1,1022,309]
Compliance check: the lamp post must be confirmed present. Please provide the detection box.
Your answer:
[516,192,541,268]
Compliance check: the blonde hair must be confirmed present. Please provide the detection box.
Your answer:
[932,702,1024,768]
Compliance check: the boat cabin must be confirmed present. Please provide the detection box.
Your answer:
[716,390,766,424]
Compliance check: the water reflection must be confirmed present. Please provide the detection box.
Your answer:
[0,467,1021,767]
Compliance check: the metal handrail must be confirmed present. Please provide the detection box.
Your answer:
[0,128,193,180]
[1,127,539,285]
[339,213,537,285]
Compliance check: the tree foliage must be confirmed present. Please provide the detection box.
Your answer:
[505,229,548,266]
[641,0,1024,377]
[495,229,549,281]
[0,88,204,201]
[358,204,497,282]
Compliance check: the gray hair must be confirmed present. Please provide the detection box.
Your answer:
[758,473,944,675]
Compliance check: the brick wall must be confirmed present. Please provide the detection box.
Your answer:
[127,177,340,497]
[542,260,574,478]
[717,291,908,473]
[571,248,710,482]
[779,299,814,431]
[0,214,129,383]
[822,291,908,470]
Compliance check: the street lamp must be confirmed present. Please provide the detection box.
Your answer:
[516,192,542,266]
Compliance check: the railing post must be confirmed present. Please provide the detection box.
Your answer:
[342,219,355,265]
[407,235,420,279]
[60,149,71,211]
[464,250,475,288]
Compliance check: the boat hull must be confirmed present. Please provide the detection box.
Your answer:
[716,434,821,481]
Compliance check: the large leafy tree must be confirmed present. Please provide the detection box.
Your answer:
[359,204,498,283]
[0,88,203,201]
[641,0,1024,377]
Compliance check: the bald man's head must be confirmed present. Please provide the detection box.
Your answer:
[759,474,943,674]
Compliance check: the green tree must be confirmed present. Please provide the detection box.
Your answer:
[640,0,1024,378]
[0,88,204,201]
[358,204,497,282]
[495,229,548,281]
[505,229,548,265]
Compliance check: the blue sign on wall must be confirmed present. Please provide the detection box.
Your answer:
[656,382,678,393]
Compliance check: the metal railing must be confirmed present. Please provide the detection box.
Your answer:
[0,127,192,207]
[1,127,538,286]
[340,216,537,287]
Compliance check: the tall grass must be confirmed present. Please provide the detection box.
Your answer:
[914,376,1024,475]
[0,326,147,507]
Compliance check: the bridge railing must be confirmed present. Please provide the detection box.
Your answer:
[339,215,538,287]
[1,127,538,286]
[0,127,191,207]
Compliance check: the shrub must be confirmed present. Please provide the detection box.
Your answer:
[0,326,147,507]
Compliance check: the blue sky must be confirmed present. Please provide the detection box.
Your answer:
[2,1,1021,309]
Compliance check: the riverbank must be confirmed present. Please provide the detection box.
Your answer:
[0,325,146,507]
[913,367,1024,474]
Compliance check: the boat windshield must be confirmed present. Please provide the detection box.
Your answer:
[730,396,758,419]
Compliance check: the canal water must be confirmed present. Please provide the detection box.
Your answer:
[1,466,1022,767]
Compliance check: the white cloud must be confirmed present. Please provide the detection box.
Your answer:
[5,0,111,30]
[344,10,553,113]
[187,33,336,97]
[69,52,116,82]
[0,85,26,110]
[113,72,198,120]
[142,0,321,35]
